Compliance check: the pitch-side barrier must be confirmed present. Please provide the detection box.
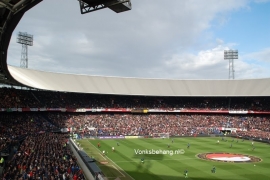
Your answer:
[69,138,105,180]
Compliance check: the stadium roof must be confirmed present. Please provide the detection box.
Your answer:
[8,65,270,96]
[1,1,270,97]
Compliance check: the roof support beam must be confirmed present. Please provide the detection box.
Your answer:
[0,1,13,11]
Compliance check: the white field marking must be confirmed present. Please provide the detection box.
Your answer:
[111,165,126,177]
[99,153,107,160]
[114,157,197,163]
[88,140,136,180]
[98,165,125,177]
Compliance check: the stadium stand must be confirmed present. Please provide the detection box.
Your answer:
[0,113,85,180]
[2,1,269,179]
[0,88,270,169]
[1,1,269,179]
[0,87,270,179]
[1,87,270,110]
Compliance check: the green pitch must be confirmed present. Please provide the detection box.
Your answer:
[78,137,270,180]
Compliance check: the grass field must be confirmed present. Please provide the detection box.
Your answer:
[78,137,270,180]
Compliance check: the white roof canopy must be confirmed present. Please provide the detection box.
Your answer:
[8,65,270,96]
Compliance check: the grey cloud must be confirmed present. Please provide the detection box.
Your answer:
[7,0,269,80]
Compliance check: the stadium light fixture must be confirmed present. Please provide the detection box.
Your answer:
[224,50,238,80]
[17,32,33,68]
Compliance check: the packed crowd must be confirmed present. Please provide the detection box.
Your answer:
[1,88,270,111]
[0,113,85,180]
[0,114,52,153]
[41,113,270,139]
[3,133,84,180]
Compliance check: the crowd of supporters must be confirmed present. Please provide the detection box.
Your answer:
[0,113,85,180]
[1,87,270,179]
[1,88,270,111]
[46,113,269,140]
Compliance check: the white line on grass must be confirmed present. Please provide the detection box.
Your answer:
[111,165,126,177]
[88,140,136,180]
[99,153,107,160]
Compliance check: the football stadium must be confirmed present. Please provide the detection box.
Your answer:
[0,1,270,180]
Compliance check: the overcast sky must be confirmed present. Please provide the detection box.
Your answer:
[7,0,270,80]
